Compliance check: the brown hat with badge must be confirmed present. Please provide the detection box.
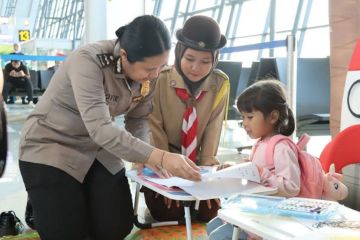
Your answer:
[176,15,226,51]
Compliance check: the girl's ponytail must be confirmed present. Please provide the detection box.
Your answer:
[279,106,295,136]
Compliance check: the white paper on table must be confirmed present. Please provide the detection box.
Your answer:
[202,162,260,183]
[143,176,195,188]
[143,166,216,187]
[144,162,260,187]
[181,178,274,200]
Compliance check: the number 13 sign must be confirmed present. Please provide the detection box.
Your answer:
[19,30,30,42]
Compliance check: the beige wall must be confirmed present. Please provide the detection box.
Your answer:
[329,0,360,136]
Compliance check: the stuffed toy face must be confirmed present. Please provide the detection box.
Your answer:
[322,172,349,201]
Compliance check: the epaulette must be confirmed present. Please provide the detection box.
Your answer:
[212,69,231,113]
[97,53,115,68]
[213,68,229,81]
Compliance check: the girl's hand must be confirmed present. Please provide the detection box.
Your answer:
[255,164,264,176]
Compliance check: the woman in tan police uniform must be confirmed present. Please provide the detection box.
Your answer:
[143,15,229,222]
[18,15,200,240]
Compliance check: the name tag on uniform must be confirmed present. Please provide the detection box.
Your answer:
[106,94,120,103]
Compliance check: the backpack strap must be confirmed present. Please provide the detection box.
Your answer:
[265,135,297,166]
[297,133,310,150]
[265,134,311,166]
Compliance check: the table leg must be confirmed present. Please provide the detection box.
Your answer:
[133,183,141,215]
[133,183,151,229]
[183,202,193,240]
[232,226,240,240]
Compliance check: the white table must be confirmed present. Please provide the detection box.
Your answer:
[218,202,360,240]
[126,169,277,240]
[126,170,198,240]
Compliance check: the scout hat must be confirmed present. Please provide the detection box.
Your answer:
[176,15,226,51]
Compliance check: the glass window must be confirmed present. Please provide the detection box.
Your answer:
[236,0,270,37]
[299,27,330,58]
[145,0,330,62]
[275,0,299,32]
[305,0,329,27]
[227,35,264,67]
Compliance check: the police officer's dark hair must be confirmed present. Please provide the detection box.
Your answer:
[115,15,171,63]
[236,79,295,136]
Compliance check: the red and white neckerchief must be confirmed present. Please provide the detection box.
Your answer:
[175,88,206,162]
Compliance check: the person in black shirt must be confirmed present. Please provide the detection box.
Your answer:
[2,60,34,105]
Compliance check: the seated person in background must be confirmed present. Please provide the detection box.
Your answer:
[141,15,229,222]
[12,43,23,54]
[2,59,34,105]
[8,43,25,103]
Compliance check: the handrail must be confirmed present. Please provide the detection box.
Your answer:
[0,54,66,62]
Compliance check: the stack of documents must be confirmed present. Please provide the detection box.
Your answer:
[142,162,277,199]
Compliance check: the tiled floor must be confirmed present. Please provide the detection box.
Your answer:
[0,101,332,231]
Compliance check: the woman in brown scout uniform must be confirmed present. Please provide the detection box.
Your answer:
[18,15,201,240]
[143,15,230,222]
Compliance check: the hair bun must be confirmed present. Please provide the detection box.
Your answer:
[115,26,126,38]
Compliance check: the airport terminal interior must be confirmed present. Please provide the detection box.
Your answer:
[0,0,360,239]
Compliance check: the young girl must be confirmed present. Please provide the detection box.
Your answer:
[207,79,300,240]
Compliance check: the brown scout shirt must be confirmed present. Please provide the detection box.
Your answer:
[150,66,229,166]
[19,40,155,182]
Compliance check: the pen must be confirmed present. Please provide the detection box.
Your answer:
[310,207,321,213]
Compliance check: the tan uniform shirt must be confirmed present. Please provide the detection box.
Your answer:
[19,40,155,182]
[150,66,229,166]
